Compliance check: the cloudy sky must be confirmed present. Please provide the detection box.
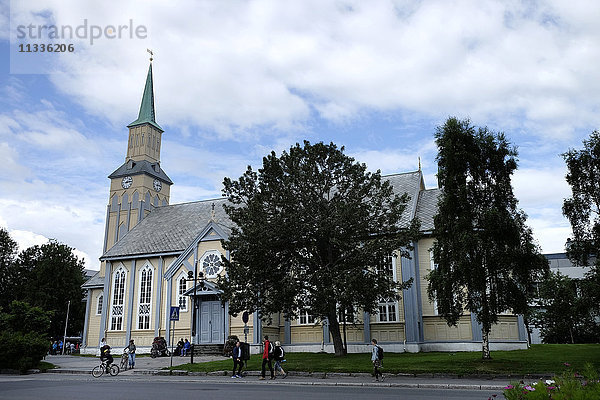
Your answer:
[1,0,599,270]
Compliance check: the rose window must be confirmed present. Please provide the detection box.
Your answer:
[203,253,222,277]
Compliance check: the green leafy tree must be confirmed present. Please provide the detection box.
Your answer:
[532,271,600,343]
[17,240,86,339]
[219,141,419,356]
[428,118,548,359]
[563,130,600,314]
[0,301,51,372]
[0,228,19,309]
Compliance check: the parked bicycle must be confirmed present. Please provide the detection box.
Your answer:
[91,360,120,378]
[120,349,129,371]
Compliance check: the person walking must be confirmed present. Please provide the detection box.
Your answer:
[126,339,136,369]
[231,341,243,378]
[273,341,288,378]
[371,339,384,382]
[259,335,274,380]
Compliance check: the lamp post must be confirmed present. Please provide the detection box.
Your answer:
[188,267,205,364]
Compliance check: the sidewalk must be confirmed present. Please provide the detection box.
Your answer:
[40,354,546,391]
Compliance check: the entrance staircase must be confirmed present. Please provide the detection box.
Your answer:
[192,344,224,356]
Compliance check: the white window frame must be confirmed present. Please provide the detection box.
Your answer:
[376,254,397,282]
[376,299,398,322]
[298,310,316,325]
[200,250,223,278]
[177,272,188,312]
[109,266,127,331]
[430,250,440,315]
[96,292,104,316]
[137,264,153,330]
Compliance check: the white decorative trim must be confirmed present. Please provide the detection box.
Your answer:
[96,291,104,316]
[109,264,127,331]
[200,250,223,278]
[137,262,154,330]
[429,250,439,315]
[176,272,189,312]
[376,299,398,322]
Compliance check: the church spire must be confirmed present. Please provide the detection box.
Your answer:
[127,60,163,132]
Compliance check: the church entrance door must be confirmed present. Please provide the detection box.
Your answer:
[199,300,223,344]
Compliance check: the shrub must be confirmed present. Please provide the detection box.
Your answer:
[0,301,51,372]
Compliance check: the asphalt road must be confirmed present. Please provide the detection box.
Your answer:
[0,375,504,400]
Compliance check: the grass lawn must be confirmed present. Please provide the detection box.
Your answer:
[38,361,55,371]
[173,344,600,376]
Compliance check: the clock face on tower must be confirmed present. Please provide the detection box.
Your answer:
[153,179,162,192]
[121,176,133,189]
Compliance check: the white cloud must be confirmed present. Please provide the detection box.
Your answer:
[6,0,599,140]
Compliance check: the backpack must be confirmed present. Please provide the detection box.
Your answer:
[377,345,384,360]
[267,342,275,359]
[279,346,285,361]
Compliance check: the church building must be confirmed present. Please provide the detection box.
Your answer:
[81,61,528,354]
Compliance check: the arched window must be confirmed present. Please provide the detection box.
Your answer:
[110,267,126,331]
[96,292,104,315]
[201,251,223,278]
[178,274,188,311]
[138,265,153,330]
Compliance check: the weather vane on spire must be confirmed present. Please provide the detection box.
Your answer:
[147,48,154,63]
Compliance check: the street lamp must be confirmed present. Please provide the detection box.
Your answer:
[187,267,205,364]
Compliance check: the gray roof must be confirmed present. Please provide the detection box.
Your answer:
[415,188,441,232]
[384,171,424,226]
[82,271,104,289]
[108,159,173,184]
[101,198,230,259]
[101,170,440,260]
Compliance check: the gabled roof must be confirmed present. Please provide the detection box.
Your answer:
[384,171,424,226]
[127,63,163,132]
[108,159,173,184]
[82,271,104,289]
[101,198,230,260]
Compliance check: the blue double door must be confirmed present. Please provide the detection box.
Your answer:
[199,300,223,344]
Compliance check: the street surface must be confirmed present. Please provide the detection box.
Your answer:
[0,374,505,400]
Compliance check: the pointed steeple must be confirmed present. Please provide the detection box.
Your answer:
[128,62,163,132]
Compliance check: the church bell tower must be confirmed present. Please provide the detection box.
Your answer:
[103,57,173,252]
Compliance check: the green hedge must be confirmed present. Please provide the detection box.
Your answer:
[0,301,51,372]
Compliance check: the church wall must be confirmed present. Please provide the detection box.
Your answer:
[86,288,103,349]
[490,316,520,340]
[290,324,323,344]
[423,315,472,341]
[371,322,405,342]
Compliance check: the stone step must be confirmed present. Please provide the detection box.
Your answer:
[192,344,224,356]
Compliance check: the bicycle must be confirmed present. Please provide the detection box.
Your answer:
[120,350,129,371]
[91,360,120,378]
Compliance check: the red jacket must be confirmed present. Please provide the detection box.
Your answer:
[262,340,271,359]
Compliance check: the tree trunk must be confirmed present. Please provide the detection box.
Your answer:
[481,328,491,360]
[341,309,348,353]
[327,310,346,356]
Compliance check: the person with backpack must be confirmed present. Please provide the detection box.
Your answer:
[273,341,288,379]
[371,338,384,382]
[99,338,113,371]
[259,335,274,380]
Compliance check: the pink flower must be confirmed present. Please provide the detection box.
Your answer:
[548,386,556,390]
[524,385,535,391]
[564,362,571,367]
[504,385,514,389]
